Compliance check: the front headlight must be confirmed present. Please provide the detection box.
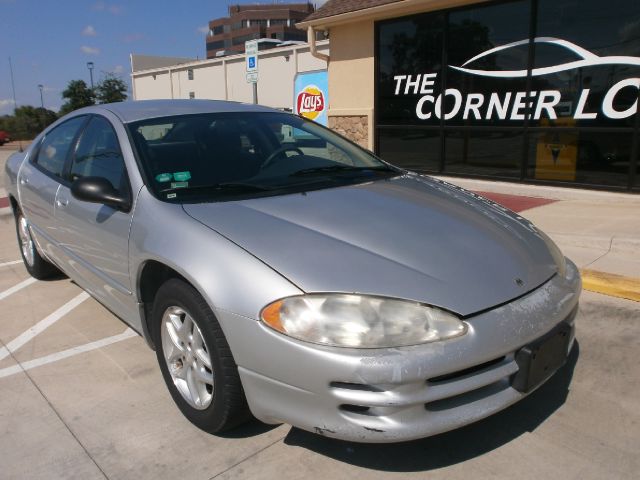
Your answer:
[538,230,567,277]
[260,294,467,348]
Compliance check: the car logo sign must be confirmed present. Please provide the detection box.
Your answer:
[450,37,640,78]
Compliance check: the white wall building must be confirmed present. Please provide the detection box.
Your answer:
[130,41,329,111]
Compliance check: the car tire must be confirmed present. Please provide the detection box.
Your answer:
[152,278,251,433]
[14,209,60,280]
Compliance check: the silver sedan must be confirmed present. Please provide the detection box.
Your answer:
[5,100,581,443]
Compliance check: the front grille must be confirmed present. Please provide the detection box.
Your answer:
[428,356,506,384]
[425,379,511,412]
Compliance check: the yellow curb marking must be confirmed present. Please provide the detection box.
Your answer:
[580,269,640,302]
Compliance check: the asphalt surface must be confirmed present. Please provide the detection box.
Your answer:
[0,148,638,479]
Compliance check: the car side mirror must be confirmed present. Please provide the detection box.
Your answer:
[71,176,131,211]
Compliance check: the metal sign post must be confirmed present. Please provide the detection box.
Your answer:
[245,40,259,104]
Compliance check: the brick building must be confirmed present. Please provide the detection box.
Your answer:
[206,3,314,58]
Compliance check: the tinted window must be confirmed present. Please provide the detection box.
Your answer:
[532,0,640,128]
[526,130,633,186]
[374,0,639,189]
[377,13,445,127]
[447,0,531,126]
[130,112,397,203]
[35,117,86,178]
[71,116,127,192]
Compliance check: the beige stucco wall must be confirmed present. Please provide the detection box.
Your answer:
[132,42,329,111]
[328,20,375,113]
[133,72,172,101]
[327,20,375,150]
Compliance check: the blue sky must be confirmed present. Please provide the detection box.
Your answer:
[0,1,324,114]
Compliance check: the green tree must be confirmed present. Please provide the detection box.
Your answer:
[0,106,58,140]
[96,73,128,104]
[60,79,95,115]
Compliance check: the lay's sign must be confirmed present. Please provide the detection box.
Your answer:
[294,71,329,126]
[297,85,325,120]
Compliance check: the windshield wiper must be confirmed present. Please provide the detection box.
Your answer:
[159,182,274,194]
[290,165,396,177]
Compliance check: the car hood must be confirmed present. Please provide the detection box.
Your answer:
[182,174,557,316]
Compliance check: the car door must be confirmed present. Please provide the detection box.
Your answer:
[54,115,136,321]
[18,116,88,265]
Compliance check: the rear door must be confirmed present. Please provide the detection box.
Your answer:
[54,115,136,321]
[18,116,87,265]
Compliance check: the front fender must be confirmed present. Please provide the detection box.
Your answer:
[129,188,302,342]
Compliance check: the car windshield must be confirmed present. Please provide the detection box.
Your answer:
[128,112,399,202]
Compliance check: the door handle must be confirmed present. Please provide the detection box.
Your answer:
[56,198,68,208]
[19,177,29,185]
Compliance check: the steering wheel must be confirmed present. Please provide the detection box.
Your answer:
[261,145,304,170]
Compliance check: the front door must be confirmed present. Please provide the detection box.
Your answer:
[54,115,138,325]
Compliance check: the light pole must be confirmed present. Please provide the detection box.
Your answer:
[86,61,94,90]
[37,84,44,109]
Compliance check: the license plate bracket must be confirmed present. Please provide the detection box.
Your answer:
[512,322,572,393]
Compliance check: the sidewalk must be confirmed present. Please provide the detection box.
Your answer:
[438,175,640,301]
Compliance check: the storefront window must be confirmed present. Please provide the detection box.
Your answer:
[378,128,440,171]
[531,0,640,128]
[447,0,531,127]
[377,13,444,127]
[445,130,523,178]
[527,130,633,186]
[375,0,640,190]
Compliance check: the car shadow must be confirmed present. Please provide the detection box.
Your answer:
[282,342,580,472]
[217,418,281,439]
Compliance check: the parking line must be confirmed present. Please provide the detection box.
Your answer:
[0,292,90,361]
[0,328,137,379]
[0,277,37,301]
[0,260,23,268]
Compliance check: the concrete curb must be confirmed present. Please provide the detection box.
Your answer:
[580,269,640,302]
[548,233,640,254]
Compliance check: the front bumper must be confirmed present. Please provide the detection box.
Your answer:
[218,259,581,443]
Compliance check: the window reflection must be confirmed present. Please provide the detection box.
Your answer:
[527,131,632,186]
[378,128,440,171]
[375,0,639,188]
[446,130,523,178]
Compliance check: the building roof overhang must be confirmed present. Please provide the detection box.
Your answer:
[298,0,488,29]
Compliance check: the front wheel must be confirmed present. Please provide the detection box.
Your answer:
[15,210,60,279]
[152,278,251,433]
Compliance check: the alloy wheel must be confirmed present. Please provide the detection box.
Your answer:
[18,215,35,267]
[160,306,214,410]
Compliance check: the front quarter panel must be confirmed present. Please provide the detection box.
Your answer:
[130,188,303,324]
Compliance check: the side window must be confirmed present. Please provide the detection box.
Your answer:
[34,116,86,178]
[71,116,127,192]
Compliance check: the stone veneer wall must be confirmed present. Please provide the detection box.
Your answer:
[328,115,369,149]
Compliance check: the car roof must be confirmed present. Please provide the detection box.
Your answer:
[77,99,279,124]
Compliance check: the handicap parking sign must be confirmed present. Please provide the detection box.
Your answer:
[247,55,258,72]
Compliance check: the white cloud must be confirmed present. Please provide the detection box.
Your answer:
[197,26,209,35]
[81,45,100,55]
[113,65,124,74]
[0,99,15,114]
[82,25,97,36]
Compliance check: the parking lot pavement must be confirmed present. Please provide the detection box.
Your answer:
[0,148,638,479]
